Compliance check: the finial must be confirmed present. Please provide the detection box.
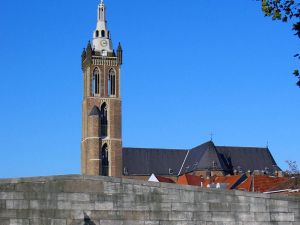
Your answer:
[210,132,214,141]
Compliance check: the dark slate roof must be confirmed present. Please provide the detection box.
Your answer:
[123,147,187,176]
[89,106,100,116]
[216,146,279,174]
[122,141,280,176]
[179,141,230,175]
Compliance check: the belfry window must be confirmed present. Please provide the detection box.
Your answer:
[96,30,99,38]
[101,30,105,38]
[101,144,109,176]
[92,68,100,96]
[100,103,108,137]
[108,69,116,96]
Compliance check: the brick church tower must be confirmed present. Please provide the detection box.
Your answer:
[81,0,123,177]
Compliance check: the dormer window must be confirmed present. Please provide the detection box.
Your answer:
[124,167,128,175]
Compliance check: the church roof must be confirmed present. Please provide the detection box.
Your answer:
[123,147,187,176]
[179,141,230,175]
[122,141,280,176]
[216,145,279,173]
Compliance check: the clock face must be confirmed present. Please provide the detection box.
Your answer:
[101,40,108,47]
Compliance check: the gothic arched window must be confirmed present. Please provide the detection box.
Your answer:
[96,30,99,38]
[108,69,116,96]
[92,68,100,96]
[100,103,108,137]
[101,30,105,38]
[101,144,109,176]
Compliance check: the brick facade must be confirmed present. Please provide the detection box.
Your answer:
[81,45,123,177]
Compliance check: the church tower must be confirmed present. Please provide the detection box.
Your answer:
[81,0,123,177]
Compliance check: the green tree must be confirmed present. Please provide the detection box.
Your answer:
[258,0,300,87]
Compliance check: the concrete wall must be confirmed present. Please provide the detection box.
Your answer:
[0,175,299,225]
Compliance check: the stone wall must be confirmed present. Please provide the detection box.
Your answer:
[0,175,299,225]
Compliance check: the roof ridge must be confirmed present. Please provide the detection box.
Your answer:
[216,145,268,149]
[123,147,187,151]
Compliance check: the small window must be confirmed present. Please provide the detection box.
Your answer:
[102,50,107,57]
[212,161,217,169]
[124,167,128,175]
[101,30,105,37]
[96,30,99,38]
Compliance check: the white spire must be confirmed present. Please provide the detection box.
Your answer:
[92,0,113,54]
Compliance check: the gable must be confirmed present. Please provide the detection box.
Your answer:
[179,141,230,175]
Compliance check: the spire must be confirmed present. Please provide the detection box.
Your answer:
[92,0,113,54]
[98,0,106,22]
[117,42,122,51]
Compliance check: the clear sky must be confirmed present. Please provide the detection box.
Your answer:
[0,0,299,178]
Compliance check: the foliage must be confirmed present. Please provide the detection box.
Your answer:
[259,0,300,87]
[285,160,299,175]
[285,160,300,187]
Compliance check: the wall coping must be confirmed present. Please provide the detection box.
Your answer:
[0,174,299,202]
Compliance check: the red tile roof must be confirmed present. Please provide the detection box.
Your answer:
[236,176,252,191]
[267,177,300,192]
[236,175,288,192]
[177,174,205,186]
[214,175,243,189]
[156,176,175,183]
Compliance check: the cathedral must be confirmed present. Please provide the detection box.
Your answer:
[81,0,281,180]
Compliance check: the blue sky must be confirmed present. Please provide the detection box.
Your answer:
[0,0,299,178]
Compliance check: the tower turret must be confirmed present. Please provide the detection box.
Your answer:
[117,42,123,65]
